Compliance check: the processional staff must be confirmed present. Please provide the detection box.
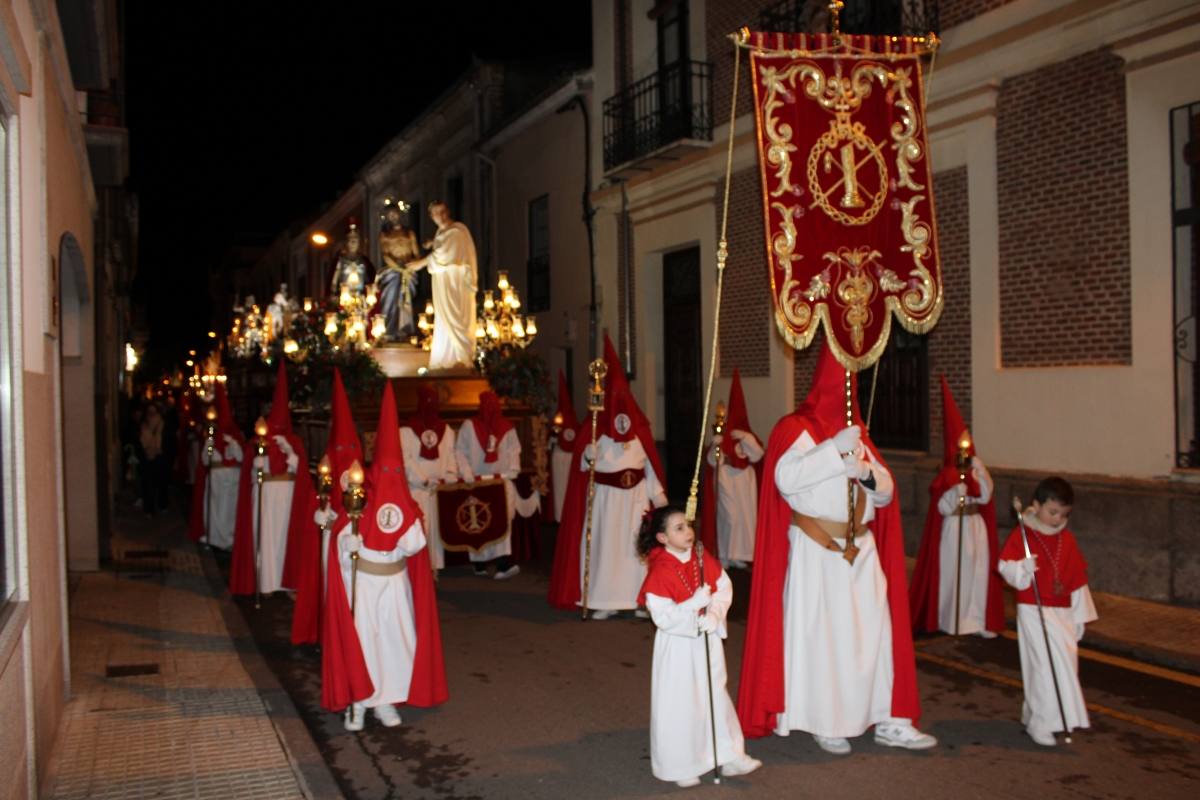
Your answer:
[316,455,333,584]
[953,431,971,635]
[253,417,268,610]
[342,459,367,729]
[580,359,607,621]
[203,403,219,549]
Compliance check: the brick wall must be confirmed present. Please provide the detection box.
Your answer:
[707,0,768,126]
[997,47,1131,368]
[721,168,772,377]
[927,166,972,455]
[939,0,1016,30]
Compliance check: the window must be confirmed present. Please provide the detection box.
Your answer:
[858,328,929,451]
[1172,101,1200,468]
[527,195,550,313]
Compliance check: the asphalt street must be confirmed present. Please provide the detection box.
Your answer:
[225,544,1200,800]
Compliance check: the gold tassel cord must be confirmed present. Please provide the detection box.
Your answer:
[685,29,745,524]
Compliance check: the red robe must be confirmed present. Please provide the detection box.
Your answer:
[736,413,921,737]
[1000,525,1087,608]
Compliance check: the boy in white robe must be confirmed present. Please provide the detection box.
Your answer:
[999,477,1098,746]
[637,506,761,787]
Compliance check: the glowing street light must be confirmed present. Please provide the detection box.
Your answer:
[310,232,329,246]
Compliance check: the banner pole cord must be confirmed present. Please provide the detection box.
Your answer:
[686,28,746,524]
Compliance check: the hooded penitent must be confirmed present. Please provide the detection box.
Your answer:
[290,369,362,645]
[470,391,515,464]
[188,383,246,542]
[408,384,448,460]
[699,368,762,557]
[908,376,1004,634]
[319,381,448,711]
[736,344,921,737]
[547,334,665,610]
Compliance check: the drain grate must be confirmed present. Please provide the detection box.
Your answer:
[124,549,169,559]
[105,663,160,678]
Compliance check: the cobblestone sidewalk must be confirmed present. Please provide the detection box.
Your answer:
[41,509,338,800]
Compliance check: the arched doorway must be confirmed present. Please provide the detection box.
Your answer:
[58,233,101,571]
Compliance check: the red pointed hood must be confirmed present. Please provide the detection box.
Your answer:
[408,383,447,459]
[940,375,974,465]
[797,343,862,437]
[554,370,580,453]
[267,361,292,436]
[360,382,422,551]
[326,369,363,524]
[471,390,514,463]
[214,384,245,443]
[720,368,759,468]
[597,333,650,441]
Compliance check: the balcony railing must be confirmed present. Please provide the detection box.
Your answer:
[758,0,939,37]
[603,60,712,173]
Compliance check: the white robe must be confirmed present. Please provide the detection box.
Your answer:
[249,435,300,594]
[999,551,1098,735]
[336,520,427,708]
[578,436,667,610]
[427,222,477,370]
[551,442,573,521]
[455,423,520,562]
[936,457,994,635]
[202,434,244,550]
[401,425,458,571]
[773,432,897,739]
[706,432,764,563]
[646,557,748,782]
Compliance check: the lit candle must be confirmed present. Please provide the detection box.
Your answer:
[348,459,364,487]
[254,417,269,438]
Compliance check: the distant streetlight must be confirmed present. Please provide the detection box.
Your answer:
[311,232,329,246]
[207,331,218,339]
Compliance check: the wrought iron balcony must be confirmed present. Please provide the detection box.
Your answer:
[602,60,713,176]
[758,0,939,37]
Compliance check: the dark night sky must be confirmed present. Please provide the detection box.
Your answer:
[126,2,592,372]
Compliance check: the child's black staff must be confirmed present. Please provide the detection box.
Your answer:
[1012,496,1072,744]
[693,539,721,784]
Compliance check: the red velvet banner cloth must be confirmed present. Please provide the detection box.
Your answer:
[749,31,943,370]
[436,479,510,553]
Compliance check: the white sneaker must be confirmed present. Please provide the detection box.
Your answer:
[813,734,851,755]
[874,722,937,750]
[589,609,616,620]
[343,703,365,732]
[720,755,762,777]
[1027,727,1056,747]
[977,630,998,639]
[374,703,402,728]
[633,609,650,619]
[493,564,521,581]
[675,777,701,788]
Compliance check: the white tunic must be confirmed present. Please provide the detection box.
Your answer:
[936,457,994,635]
[202,434,244,550]
[401,425,458,570]
[578,436,667,610]
[455,423,520,562]
[336,520,427,708]
[706,432,764,563]
[772,432,897,739]
[645,556,748,782]
[551,443,573,521]
[248,435,300,593]
[427,222,477,370]
[999,552,1098,735]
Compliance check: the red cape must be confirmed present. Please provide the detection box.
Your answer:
[230,435,311,596]
[637,546,722,605]
[908,483,1004,634]
[735,413,921,738]
[319,521,450,711]
[546,416,665,610]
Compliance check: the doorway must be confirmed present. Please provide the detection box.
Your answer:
[661,246,702,502]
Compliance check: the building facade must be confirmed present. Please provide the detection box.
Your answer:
[0,0,134,795]
[587,0,1200,602]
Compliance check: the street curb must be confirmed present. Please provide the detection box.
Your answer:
[197,544,347,800]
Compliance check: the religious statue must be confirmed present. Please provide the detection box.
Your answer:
[329,221,374,301]
[405,202,477,370]
[376,205,421,341]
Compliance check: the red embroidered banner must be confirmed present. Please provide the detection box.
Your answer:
[749,32,943,370]
[436,479,509,553]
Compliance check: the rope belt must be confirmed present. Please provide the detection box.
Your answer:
[959,504,982,516]
[355,556,407,577]
[790,486,869,553]
[593,468,644,489]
